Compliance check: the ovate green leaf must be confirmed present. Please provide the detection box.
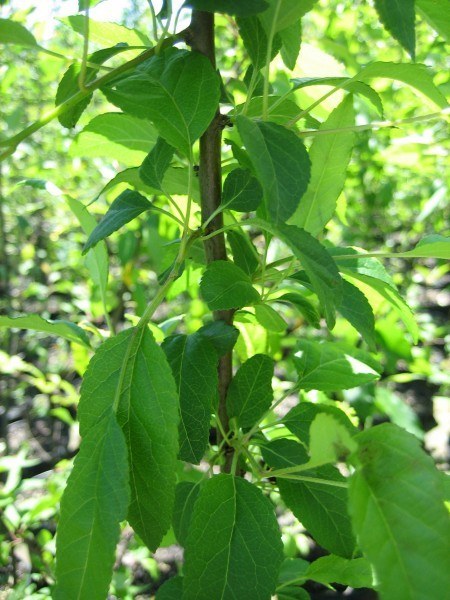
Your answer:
[308,413,357,466]
[237,15,281,70]
[55,413,129,600]
[200,261,261,310]
[184,474,283,599]
[0,18,37,46]
[290,95,355,235]
[236,117,311,223]
[279,20,302,70]
[139,137,175,192]
[162,333,218,463]
[0,315,90,347]
[254,304,287,332]
[84,189,151,253]
[349,424,450,600]
[226,353,274,428]
[196,320,239,356]
[374,0,415,58]
[306,555,373,589]
[220,168,263,212]
[292,339,381,391]
[102,49,220,155]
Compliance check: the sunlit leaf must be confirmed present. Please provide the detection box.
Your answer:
[184,0,269,15]
[306,555,373,589]
[259,0,318,33]
[373,0,415,58]
[417,0,450,42]
[63,15,150,46]
[254,303,287,332]
[403,234,450,259]
[0,315,90,347]
[0,18,37,46]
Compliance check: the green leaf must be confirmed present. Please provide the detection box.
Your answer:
[54,413,129,600]
[196,320,239,356]
[237,96,301,125]
[349,424,450,600]
[308,414,357,466]
[403,234,450,259]
[228,230,260,275]
[226,353,274,428]
[200,260,261,310]
[56,45,130,129]
[278,293,321,328]
[102,49,220,155]
[0,315,90,347]
[184,474,283,599]
[290,95,355,235]
[339,279,376,350]
[71,113,158,164]
[292,77,383,116]
[155,576,184,599]
[306,555,373,589]
[185,0,269,15]
[283,402,357,447]
[79,328,179,551]
[355,61,448,109]
[292,339,381,391]
[162,333,218,463]
[331,247,395,286]
[236,117,311,223]
[279,20,302,70]
[220,168,263,212]
[373,0,415,59]
[63,15,150,46]
[237,15,281,70]
[173,482,201,546]
[259,0,318,33]
[262,439,355,557]
[67,197,109,315]
[0,18,37,46]
[259,222,342,328]
[139,137,175,192]
[83,189,151,253]
[417,0,450,42]
[254,304,287,332]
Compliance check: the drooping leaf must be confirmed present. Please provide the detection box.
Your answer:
[184,0,269,16]
[220,168,263,212]
[184,474,283,599]
[290,95,355,235]
[63,15,150,46]
[283,402,357,447]
[226,353,274,428]
[227,230,260,275]
[102,49,220,155]
[306,555,373,589]
[278,293,321,328]
[155,576,184,599]
[196,320,240,356]
[200,260,261,310]
[254,303,287,332]
[355,61,448,108]
[257,221,342,328]
[162,333,218,463]
[0,18,37,46]
[54,412,129,600]
[292,77,384,116]
[83,189,151,253]
[262,439,355,557]
[71,113,158,164]
[236,117,311,223]
[349,424,450,600]
[291,339,381,391]
[56,45,130,128]
[78,328,179,551]
[403,234,450,259]
[339,279,376,350]
[139,137,175,192]
[373,0,415,59]
[173,481,202,546]
[259,0,318,33]
[279,20,302,70]
[308,413,357,466]
[0,315,90,347]
[416,0,450,42]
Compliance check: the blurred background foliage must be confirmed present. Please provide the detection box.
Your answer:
[0,0,448,597]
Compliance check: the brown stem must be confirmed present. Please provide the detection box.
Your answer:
[188,11,235,473]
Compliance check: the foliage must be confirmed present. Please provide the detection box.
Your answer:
[0,1,449,599]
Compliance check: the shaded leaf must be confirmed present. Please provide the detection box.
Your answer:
[200,260,261,310]
[339,279,376,350]
[237,15,282,70]
[0,315,90,347]
[155,576,184,599]
[139,137,175,191]
[196,320,240,356]
[185,0,269,15]
[237,117,311,223]
[226,353,274,428]
[280,20,302,70]
[374,0,415,58]
[184,474,283,600]
[221,168,263,212]
[173,482,201,546]
[259,0,318,33]
[306,555,373,589]
[290,95,355,235]
[278,292,321,328]
[349,424,450,600]
[228,230,260,275]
